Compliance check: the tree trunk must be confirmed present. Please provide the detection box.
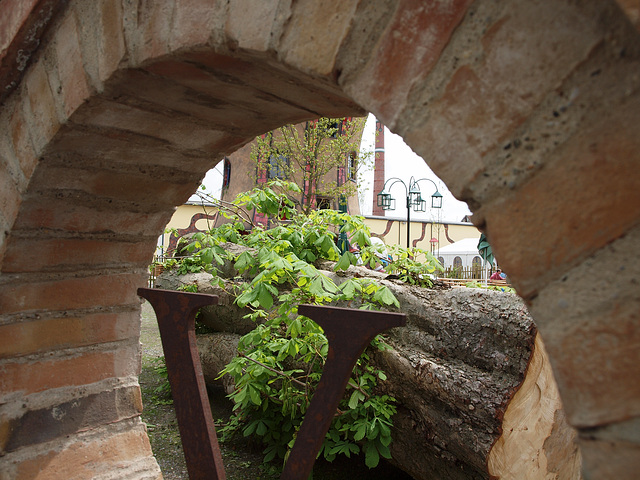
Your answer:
[158,263,581,479]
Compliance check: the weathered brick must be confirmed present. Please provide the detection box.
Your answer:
[0,347,139,398]
[44,123,217,171]
[178,51,362,120]
[12,422,158,479]
[2,237,154,273]
[478,94,640,298]
[616,0,640,31]
[72,97,232,152]
[110,68,268,132]
[397,0,609,198]
[278,0,358,77]
[29,163,201,208]
[0,272,144,315]
[53,11,91,119]
[342,0,473,126]
[171,0,223,50]
[12,196,173,237]
[122,1,173,66]
[578,436,640,479]
[0,157,21,228]
[97,0,126,83]
[0,310,140,358]
[22,61,61,154]
[143,57,303,130]
[9,104,38,180]
[226,0,279,52]
[2,385,143,453]
[0,0,40,62]
[530,223,640,426]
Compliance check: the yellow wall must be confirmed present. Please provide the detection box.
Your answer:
[160,205,480,257]
[363,216,480,253]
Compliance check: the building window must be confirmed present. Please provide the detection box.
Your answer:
[472,256,482,279]
[222,157,231,189]
[438,257,445,266]
[328,120,341,138]
[268,155,288,179]
[453,256,462,267]
[316,196,331,210]
[347,152,357,182]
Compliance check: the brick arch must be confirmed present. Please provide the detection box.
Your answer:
[0,1,639,478]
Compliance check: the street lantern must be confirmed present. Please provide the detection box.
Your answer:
[376,190,393,210]
[376,176,443,248]
[431,190,443,209]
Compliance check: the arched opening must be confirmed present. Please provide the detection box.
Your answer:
[1,1,639,478]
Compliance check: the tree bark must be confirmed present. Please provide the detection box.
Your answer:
[158,262,581,479]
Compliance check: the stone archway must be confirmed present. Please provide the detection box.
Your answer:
[0,1,639,478]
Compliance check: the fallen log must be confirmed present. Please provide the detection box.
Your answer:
[157,263,581,479]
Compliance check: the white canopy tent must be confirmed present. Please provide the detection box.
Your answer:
[436,237,499,282]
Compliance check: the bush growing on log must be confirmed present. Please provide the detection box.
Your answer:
[161,181,443,469]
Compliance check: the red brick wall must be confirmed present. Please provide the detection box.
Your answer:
[0,1,639,478]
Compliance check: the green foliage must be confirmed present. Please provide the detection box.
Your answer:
[158,181,443,471]
[464,280,516,294]
[151,357,172,403]
[251,117,372,213]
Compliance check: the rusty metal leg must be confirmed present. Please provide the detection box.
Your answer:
[280,305,406,480]
[138,287,226,480]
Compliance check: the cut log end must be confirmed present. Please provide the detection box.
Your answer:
[487,334,582,480]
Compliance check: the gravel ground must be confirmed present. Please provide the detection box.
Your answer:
[138,300,413,480]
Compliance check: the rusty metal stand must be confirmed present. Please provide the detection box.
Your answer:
[280,304,406,480]
[138,288,406,480]
[138,287,226,480]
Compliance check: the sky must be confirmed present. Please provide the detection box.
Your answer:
[191,113,472,223]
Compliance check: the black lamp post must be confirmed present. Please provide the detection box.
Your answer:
[377,177,442,248]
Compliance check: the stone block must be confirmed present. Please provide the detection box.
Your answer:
[53,11,91,119]
[226,0,280,52]
[2,237,154,273]
[0,350,118,399]
[279,0,359,77]
[10,422,157,479]
[530,223,640,426]
[122,0,172,66]
[8,104,37,179]
[72,96,231,152]
[0,310,140,358]
[12,196,173,238]
[0,272,144,315]
[97,0,126,83]
[171,0,224,50]
[22,61,61,154]
[478,93,640,298]
[2,386,143,454]
[342,0,473,126]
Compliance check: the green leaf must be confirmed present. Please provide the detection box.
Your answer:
[256,284,273,309]
[335,251,352,271]
[249,385,262,406]
[354,423,367,441]
[364,445,380,468]
[235,251,255,272]
[372,286,399,307]
[348,390,364,410]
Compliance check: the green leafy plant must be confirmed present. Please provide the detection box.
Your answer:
[151,357,173,404]
[464,280,516,294]
[158,181,443,470]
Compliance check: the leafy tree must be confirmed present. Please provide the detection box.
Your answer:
[162,181,442,471]
[252,117,372,214]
